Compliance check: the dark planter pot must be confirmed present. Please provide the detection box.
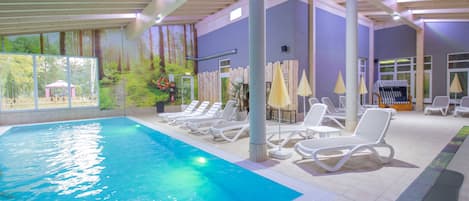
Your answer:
[156,102,165,113]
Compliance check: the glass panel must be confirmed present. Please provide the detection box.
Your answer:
[220,67,230,73]
[0,54,35,111]
[397,65,411,72]
[424,56,432,63]
[379,59,395,65]
[380,67,394,72]
[449,72,468,99]
[449,53,469,61]
[181,77,193,105]
[220,77,231,106]
[448,62,469,69]
[70,57,98,107]
[380,74,394,80]
[3,34,41,54]
[396,58,411,65]
[37,55,69,109]
[424,64,432,70]
[424,72,431,99]
[397,72,411,95]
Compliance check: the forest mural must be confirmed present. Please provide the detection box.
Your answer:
[0,24,197,111]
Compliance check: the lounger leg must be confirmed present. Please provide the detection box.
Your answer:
[373,143,395,163]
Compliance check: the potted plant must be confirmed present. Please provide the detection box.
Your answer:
[155,91,169,113]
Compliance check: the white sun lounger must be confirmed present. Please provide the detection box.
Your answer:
[184,100,237,132]
[170,102,223,125]
[308,97,320,107]
[424,96,450,116]
[294,108,394,172]
[165,101,210,122]
[454,96,469,117]
[207,117,249,142]
[158,100,199,118]
[266,103,327,148]
[321,97,363,128]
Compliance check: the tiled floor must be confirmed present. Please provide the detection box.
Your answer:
[133,111,469,201]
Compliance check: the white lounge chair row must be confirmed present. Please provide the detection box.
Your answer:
[159,100,396,172]
[424,95,469,117]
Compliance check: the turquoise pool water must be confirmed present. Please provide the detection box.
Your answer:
[0,117,301,200]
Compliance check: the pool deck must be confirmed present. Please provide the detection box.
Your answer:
[132,111,469,201]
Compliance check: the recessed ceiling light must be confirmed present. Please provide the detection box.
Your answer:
[155,14,164,24]
[392,13,401,21]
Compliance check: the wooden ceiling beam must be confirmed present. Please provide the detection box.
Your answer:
[0,10,140,18]
[366,0,421,30]
[0,19,130,31]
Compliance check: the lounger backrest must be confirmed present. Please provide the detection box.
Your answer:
[221,100,237,120]
[354,109,392,143]
[303,103,327,127]
[308,97,320,106]
[183,100,199,113]
[205,102,222,117]
[432,96,450,108]
[193,101,210,115]
[460,96,469,107]
[321,97,338,113]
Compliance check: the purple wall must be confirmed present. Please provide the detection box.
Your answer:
[315,8,370,106]
[375,25,416,60]
[197,1,308,73]
[374,22,469,97]
[425,22,469,96]
[374,25,416,83]
[197,0,309,112]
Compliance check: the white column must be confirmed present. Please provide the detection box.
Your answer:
[249,0,267,162]
[308,0,316,97]
[345,0,358,131]
[368,24,374,104]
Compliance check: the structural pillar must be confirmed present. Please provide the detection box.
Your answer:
[415,28,425,111]
[248,0,267,162]
[368,24,375,104]
[308,0,316,97]
[345,0,358,131]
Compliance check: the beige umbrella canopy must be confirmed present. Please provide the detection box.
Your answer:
[450,73,463,93]
[268,65,291,159]
[359,75,368,95]
[268,65,291,108]
[334,71,346,94]
[450,73,463,100]
[297,69,312,118]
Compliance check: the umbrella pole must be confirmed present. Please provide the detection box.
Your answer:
[303,96,306,120]
[278,108,281,151]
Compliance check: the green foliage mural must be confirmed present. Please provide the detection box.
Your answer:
[0,24,197,111]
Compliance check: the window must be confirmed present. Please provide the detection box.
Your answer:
[219,59,231,105]
[448,52,469,103]
[230,8,242,21]
[0,53,98,112]
[378,56,432,103]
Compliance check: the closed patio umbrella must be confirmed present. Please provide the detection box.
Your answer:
[450,73,463,101]
[297,69,312,119]
[268,65,291,159]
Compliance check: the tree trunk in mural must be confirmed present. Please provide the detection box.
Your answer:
[60,32,66,55]
[192,24,198,73]
[117,54,122,73]
[166,26,171,64]
[79,30,83,56]
[94,30,105,80]
[40,33,44,54]
[183,25,187,68]
[158,26,166,73]
[149,27,155,70]
[126,53,130,71]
